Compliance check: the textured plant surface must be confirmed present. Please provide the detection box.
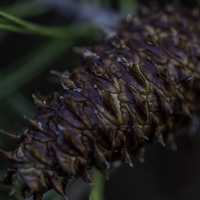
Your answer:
[1,4,200,200]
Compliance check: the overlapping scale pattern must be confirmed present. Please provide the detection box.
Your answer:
[1,5,200,200]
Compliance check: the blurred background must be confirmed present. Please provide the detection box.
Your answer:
[0,0,200,200]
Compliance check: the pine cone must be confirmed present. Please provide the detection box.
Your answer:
[1,4,200,200]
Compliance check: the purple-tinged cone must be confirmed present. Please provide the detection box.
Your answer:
[1,4,200,200]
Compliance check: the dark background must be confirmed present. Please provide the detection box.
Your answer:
[0,0,200,200]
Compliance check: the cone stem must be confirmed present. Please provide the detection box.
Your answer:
[90,170,106,200]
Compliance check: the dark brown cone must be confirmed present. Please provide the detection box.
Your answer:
[2,4,200,200]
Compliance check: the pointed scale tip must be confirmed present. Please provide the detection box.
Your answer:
[0,148,15,161]
[0,129,21,141]
[32,94,47,108]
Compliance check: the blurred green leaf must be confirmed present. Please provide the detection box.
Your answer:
[7,93,35,118]
[43,190,63,200]
[0,11,77,39]
[1,0,48,18]
[0,11,101,40]
[120,0,137,14]
[0,23,25,34]
[0,39,68,100]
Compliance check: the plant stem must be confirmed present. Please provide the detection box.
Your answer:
[90,170,106,200]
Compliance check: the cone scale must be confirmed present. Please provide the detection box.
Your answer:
[1,4,200,200]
